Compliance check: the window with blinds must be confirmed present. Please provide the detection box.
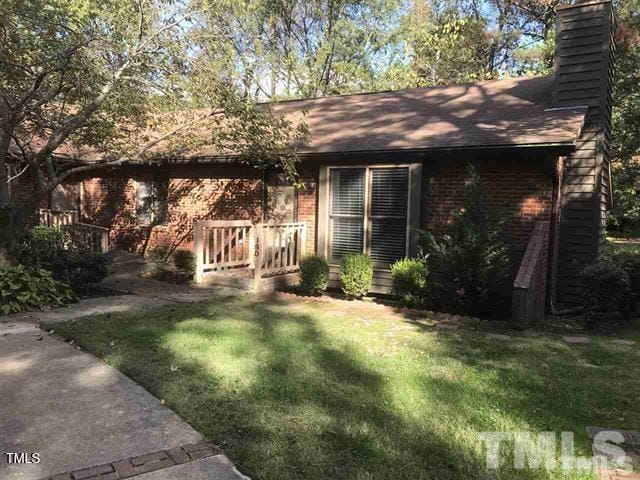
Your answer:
[330,169,365,262]
[329,166,409,265]
[136,174,169,226]
[370,168,408,264]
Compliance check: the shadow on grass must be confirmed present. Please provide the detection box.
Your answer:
[47,296,627,480]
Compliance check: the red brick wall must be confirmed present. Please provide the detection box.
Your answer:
[9,170,49,225]
[80,166,264,253]
[297,177,317,255]
[424,162,554,267]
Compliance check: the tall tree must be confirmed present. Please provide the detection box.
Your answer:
[388,0,492,87]
[0,0,306,245]
[608,0,640,232]
[193,0,401,99]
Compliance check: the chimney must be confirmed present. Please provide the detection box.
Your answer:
[552,0,615,306]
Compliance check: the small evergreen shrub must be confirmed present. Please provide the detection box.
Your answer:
[173,249,196,276]
[0,265,77,315]
[603,243,640,314]
[148,245,171,263]
[340,253,373,298]
[391,258,429,307]
[299,255,329,294]
[581,260,631,332]
[52,250,111,294]
[12,226,65,269]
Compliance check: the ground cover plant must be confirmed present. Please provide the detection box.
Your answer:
[48,295,640,480]
[1,265,76,314]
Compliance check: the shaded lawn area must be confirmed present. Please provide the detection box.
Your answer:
[46,295,640,480]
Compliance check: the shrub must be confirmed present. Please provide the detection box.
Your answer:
[0,265,77,315]
[607,160,640,234]
[148,245,171,263]
[173,249,196,276]
[340,253,373,298]
[391,258,429,307]
[51,250,111,294]
[12,226,65,269]
[581,260,631,332]
[421,164,511,316]
[299,255,330,294]
[602,243,640,314]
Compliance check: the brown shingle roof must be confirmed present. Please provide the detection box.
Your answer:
[48,74,585,163]
[258,75,585,154]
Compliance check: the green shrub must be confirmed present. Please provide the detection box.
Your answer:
[0,265,77,315]
[299,255,329,294]
[602,242,640,314]
[391,258,429,307]
[421,164,511,316]
[607,160,640,234]
[148,245,171,263]
[340,253,373,298]
[173,249,196,276]
[12,226,65,269]
[581,260,631,332]
[51,250,111,294]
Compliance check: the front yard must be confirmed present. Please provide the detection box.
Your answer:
[47,294,640,480]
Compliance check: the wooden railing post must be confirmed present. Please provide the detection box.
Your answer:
[194,221,204,284]
[248,224,256,269]
[253,223,263,292]
[100,230,109,253]
[301,223,307,260]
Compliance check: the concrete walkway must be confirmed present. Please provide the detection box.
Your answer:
[0,321,248,479]
[0,253,249,479]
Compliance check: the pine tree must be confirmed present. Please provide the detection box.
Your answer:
[423,164,511,316]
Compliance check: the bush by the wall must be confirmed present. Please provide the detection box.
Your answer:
[340,253,373,298]
[603,243,640,314]
[391,258,429,307]
[581,260,631,332]
[299,255,329,294]
[421,165,511,316]
[173,249,196,276]
[12,226,65,269]
[148,245,171,263]
[0,266,77,315]
[51,250,111,295]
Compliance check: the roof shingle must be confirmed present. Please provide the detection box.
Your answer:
[258,75,585,154]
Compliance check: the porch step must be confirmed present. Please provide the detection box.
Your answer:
[201,269,254,290]
[200,269,300,292]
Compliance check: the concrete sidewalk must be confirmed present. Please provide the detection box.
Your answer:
[0,322,248,480]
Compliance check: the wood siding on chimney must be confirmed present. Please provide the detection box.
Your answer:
[553,0,614,305]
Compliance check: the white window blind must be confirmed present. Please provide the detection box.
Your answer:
[329,166,409,265]
[330,168,365,261]
[369,168,408,264]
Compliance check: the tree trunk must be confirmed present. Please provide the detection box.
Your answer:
[0,131,11,208]
[0,131,18,247]
[0,131,48,248]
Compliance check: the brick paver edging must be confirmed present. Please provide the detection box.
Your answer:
[43,442,222,480]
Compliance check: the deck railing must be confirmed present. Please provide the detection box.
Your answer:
[194,220,306,287]
[255,222,307,278]
[61,222,110,253]
[38,209,79,228]
[194,220,255,282]
[38,208,109,253]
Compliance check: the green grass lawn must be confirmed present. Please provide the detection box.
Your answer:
[46,294,640,480]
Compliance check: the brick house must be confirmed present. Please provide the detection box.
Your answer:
[20,0,614,319]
